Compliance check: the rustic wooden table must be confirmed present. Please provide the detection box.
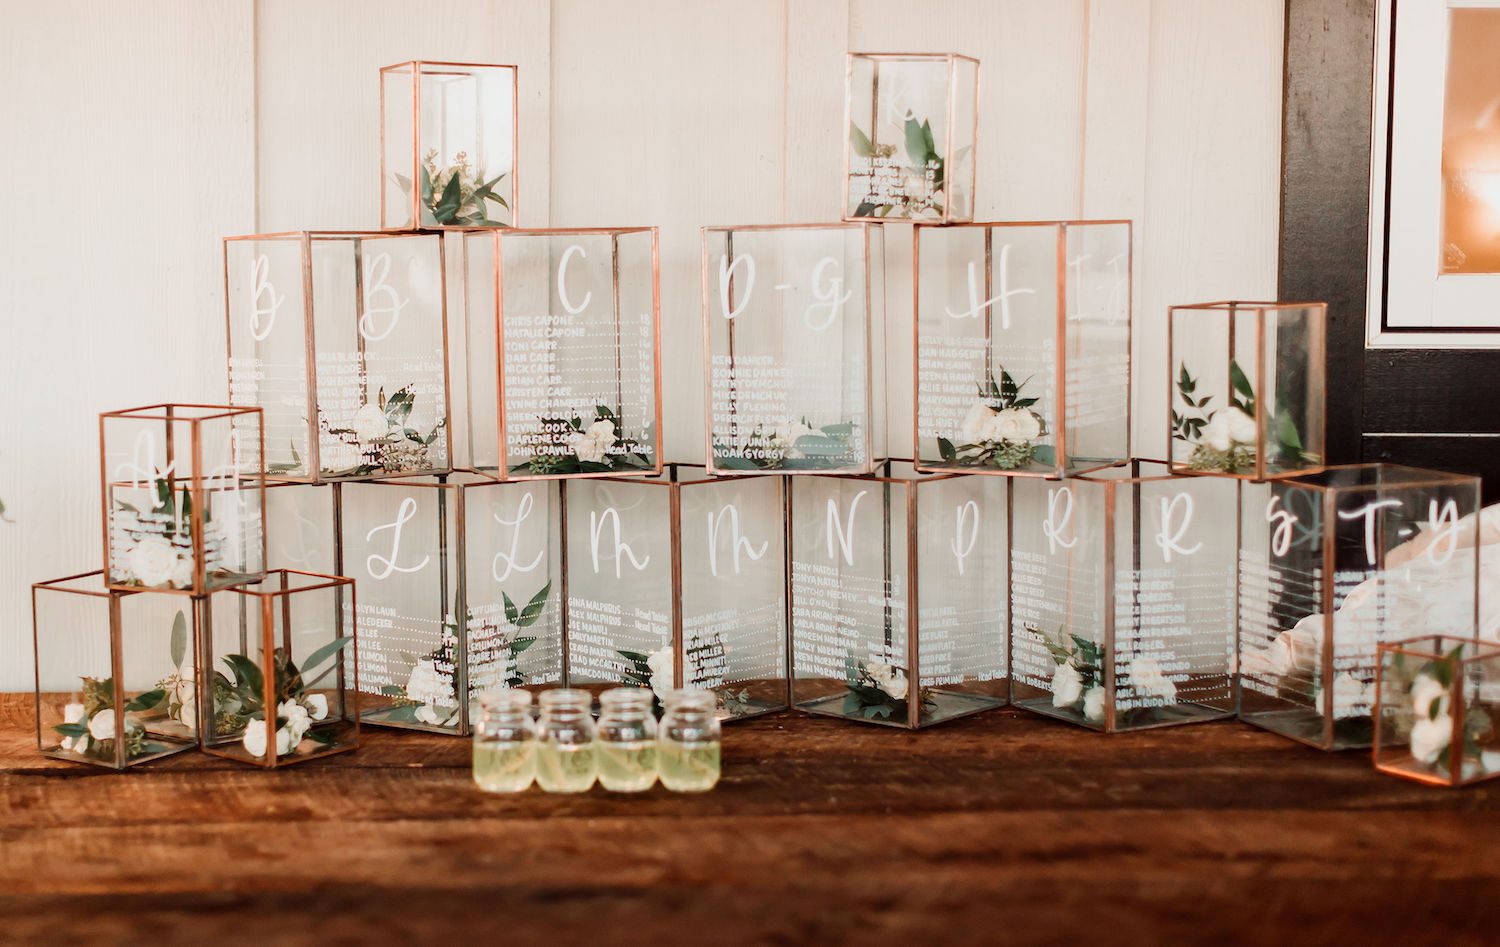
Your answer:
[2,693,1497,944]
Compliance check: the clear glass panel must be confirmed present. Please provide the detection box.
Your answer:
[913,473,1009,716]
[1062,222,1132,466]
[1376,637,1500,787]
[846,55,964,221]
[704,225,878,473]
[382,63,516,229]
[203,572,357,766]
[263,482,336,574]
[1110,471,1237,729]
[915,224,1069,475]
[102,408,264,593]
[790,472,914,726]
[1440,9,1500,273]
[338,478,462,733]
[1009,475,1109,729]
[678,473,787,718]
[1262,304,1326,473]
[562,477,674,695]
[33,574,197,769]
[226,236,310,475]
[947,58,978,222]
[484,230,660,477]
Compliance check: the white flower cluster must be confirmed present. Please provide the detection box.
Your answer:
[865,660,909,701]
[647,647,674,698]
[157,671,196,729]
[58,703,139,756]
[1199,405,1256,454]
[242,694,329,758]
[406,658,458,726]
[570,419,618,464]
[1407,672,1453,766]
[1050,663,1104,722]
[960,402,1042,445]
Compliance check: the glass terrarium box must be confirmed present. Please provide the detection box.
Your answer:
[563,467,787,720]
[101,404,266,594]
[1008,462,1237,731]
[460,227,661,479]
[913,220,1132,478]
[702,223,885,474]
[224,231,450,482]
[844,52,978,223]
[381,61,518,229]
[1375,636,1500,788]
[201,570,359,768]
[339,475,563,734]
[1238,465,1481,750]
[789,463,1008,728]
[264,481,337,575]
[32,572,199,770]
[1168,301,1326,478]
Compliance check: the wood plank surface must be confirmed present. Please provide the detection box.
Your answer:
[2,693,1497,945]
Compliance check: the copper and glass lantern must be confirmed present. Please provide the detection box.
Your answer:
[381,61,518,230]
[100,403,266,594]
[459,227,661,480]
[1239,465,1481,750]
[339,475,564,734]
[1168,301,1327,478]
[563,466,788,720]
[844,52,978,223]
[1375,636,1500,788]
[224,231,450,482]
[702,223,884,475]
[913,220,1131,478]
[1009,461,1238,732]
[789,462,1008,729]
[32,572,199,770]
[201,570,360,768]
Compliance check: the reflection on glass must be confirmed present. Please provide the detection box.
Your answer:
[1441,9,1500,273]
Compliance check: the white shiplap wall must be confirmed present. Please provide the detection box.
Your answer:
[0,0,1284,689]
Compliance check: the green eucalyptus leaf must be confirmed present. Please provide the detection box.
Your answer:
[125,688,166,713]
[849,122,875,158]
[170,611,187,669]
[300,636,353,679]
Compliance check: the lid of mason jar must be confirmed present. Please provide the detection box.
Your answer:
[537,687,593,707]
[478,687,532,711]
[599,686,655,707]
[661,687,716,710]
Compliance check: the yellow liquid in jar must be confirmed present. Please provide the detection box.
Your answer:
[534,741,597,793]
[657,740,720,792]
[473,740,535,793]
[597,740,657,792]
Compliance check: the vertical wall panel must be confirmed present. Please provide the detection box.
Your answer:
[0,1,256,689]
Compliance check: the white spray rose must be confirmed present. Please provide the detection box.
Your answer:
[1409,673,1451,721]
[304,693,329,721]
[352,403,390,443]
[406,659,447,707]
[647,647,675,698]
[242,721,269,757]
[170,555,195,590]
[988,408,1041,442]
[868,661,909,701]
[127,536,181,587]
[1051,662,1083,707]
[87,709,117,742]
[585,419,617,445]
[61,702,87,752]
[274,726,295,756]
[959,402,996,442]
[572,430,608,464]
[1082,686,1105,722]
[1200,412,1233,453]
[1409,713,1453,765]
[1224,406,1257,444]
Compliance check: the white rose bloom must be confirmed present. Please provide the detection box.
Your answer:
[279,700,310,728]
[127,536,180,587]
[1224,406,1257,445]
[87,708,117,742]
[1051,662,1083,707]
[61,703,87,751]
[647,646,675,697]
[406,659,447,707]
[274,725,295,756]
[321,440,361,472]
[304,693,329,721]
[1130,657,1178,702]
[352,403,390,443]
[572,431,608,464]
[874,664,909,701]
[1082,686,1105,722]
[584,419,617,445]
[989,408,1039,443]
[1409,673,1451,720]
[1409,713,1453,764]
[64,702,86,724]
[242,721,269,757]
[1200,412,1233,453]
[414,704,444,725]
[170,678,196,728]
[170,555,195,590]
[959,402,996,443]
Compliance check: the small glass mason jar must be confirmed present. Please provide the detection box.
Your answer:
[472,689,536,794]
[657,688,722,792]
[596,688,658,792]
[534,688,597,793]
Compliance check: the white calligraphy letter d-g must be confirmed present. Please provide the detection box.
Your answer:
[365,496,430,580]
[718,252,755,320]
